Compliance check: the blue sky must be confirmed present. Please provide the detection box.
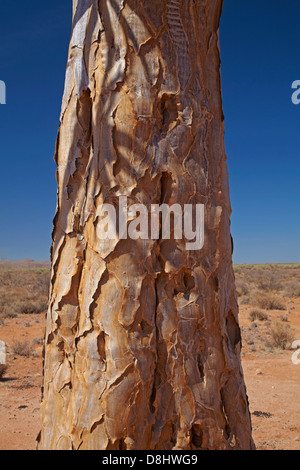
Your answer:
[221,0,300,263]
[0,0,299,264]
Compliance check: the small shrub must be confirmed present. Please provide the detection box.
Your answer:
[280,315,289,323]
[283,281,300,298]
[5,312,18,319]
[235,280,250,297]
[16,298,48,314]
[257,273,283,292]
[33,337,43,345]
[270,322,295,350]
[11,340,34,357]
[239,296,250,306]
[0,364,8,380]
[250,291,286,311]
[249,309,269,322]
[0,305,18,319]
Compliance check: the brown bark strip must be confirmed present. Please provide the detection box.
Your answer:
[38,0,255,450]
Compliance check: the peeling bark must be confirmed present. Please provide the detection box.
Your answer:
[38,0,255,450]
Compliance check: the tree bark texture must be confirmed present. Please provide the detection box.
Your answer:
[38,0,254,450]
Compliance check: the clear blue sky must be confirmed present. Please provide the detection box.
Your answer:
[0,0,299,264]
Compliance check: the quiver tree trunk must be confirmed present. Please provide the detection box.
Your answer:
[38,0,254,450]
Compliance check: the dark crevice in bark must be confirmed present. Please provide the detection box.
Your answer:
[226,310,241,351]
[196,353,205,383]
[159,93,178,134]
[97,331,107,369]
[160,171,174,205]
[90,417,105,434]
[191,424,203,449]
[220,386,232,442]
[118,438,127,450]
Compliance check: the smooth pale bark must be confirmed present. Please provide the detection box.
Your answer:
[38,0,254,450]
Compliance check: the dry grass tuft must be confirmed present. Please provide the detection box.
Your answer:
[249,290,286,311]
[235,280,250,297]
[11,340,34,358]
[249,309,269,322]
[283,281,300,298]
[270,322,295,350]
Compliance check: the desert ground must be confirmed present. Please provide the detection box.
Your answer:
[0,260,299,450]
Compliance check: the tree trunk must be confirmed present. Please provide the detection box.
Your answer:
[38,0,254,450]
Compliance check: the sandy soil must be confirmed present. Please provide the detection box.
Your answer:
[0,302,299,451]
[0,314,43,450]
[239,298,300,450]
